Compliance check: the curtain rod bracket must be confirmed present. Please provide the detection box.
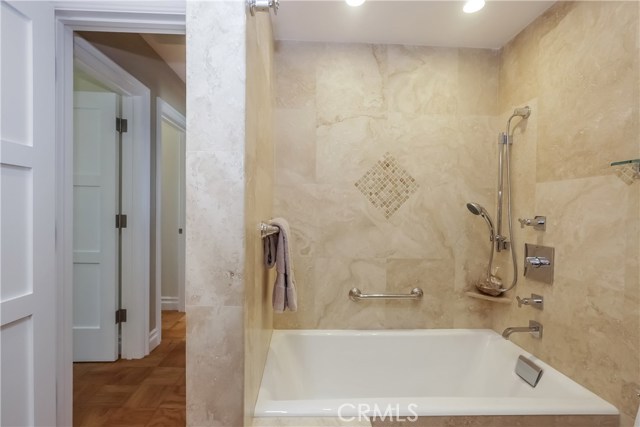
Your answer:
[247,0,279,16]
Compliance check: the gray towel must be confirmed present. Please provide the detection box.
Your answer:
[263,232,277,269]
[268,218,297,313]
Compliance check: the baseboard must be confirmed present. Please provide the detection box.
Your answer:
[149,327,160,352]
[161,296,179,311]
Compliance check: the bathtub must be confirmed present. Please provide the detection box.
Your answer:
[254,329,618,419]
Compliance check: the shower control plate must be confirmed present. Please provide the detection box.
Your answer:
[524,244,554,284]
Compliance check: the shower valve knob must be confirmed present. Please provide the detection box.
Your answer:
[525,256,551,268]
[518,216,546,231]
[516,294,544,310]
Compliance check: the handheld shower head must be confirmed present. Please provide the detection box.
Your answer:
[466,202,495,241]
[466,202,483,216]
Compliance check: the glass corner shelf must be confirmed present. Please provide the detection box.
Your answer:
[611,159,640,183]
[610,158,640,167]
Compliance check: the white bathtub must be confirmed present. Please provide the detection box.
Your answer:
[254,329,618,418]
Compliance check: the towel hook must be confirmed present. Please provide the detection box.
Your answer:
[260,222,279,238]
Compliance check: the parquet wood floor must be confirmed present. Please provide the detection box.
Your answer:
[73,311,186,426]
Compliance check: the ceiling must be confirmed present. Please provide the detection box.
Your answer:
[139,1,555,80]
[273,1,556,49]
[141,34,186,82]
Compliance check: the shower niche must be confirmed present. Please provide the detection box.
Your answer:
[523,243,555,284]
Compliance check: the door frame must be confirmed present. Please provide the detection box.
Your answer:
[54,4,186,426]
[154,98,187,349]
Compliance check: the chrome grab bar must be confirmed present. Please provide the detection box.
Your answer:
[349,287,424,302]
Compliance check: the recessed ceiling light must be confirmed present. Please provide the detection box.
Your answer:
[463,0,485,13]
[346,0,366,7]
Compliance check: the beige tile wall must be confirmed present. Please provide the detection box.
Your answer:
[272,42,500,330]
[272,1,639,423]
[186,4,275,425]
[492,2,640,424]
[244,12,276,427]
[187,2,276,425]
[370,415,620,427]
[185,1,638,425]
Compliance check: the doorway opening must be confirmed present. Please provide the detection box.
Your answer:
[156,98,187,317]
[63,28,186,426]
[71,34,152,362]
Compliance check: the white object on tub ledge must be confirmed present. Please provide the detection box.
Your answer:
[255,329,619,418]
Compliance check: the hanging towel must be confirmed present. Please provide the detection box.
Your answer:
[263,230,277,269]
[269,218,297,313]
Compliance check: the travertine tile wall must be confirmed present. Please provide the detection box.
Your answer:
[491,2,640,425]
[273,43,500,329]
[185,1,638,425]
[244,12,276,427]
[186,2,248,425]
[187,3,275,425]
[272,1,639,423]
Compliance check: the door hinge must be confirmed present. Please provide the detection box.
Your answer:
[116,118,128,133]
[115,214,128,229]
[115,309,127,324]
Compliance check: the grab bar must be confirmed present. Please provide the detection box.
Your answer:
[260,222,279,238]
[349,287,424,302]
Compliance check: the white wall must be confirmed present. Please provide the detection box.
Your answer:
[74,69,111,92]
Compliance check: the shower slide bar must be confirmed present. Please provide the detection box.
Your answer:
[349,287,424,302]
[260,222,280,238]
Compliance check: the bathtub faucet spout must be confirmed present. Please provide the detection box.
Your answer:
[502,320,542,340]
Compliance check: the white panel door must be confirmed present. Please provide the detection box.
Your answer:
[160,119,186,311]
[0,1,57,425]
[177,127,185,312]
[72,92,118,362]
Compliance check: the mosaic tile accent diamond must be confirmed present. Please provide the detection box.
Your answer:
[355,153,419,218]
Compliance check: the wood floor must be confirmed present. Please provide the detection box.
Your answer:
[73,311,186,427]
